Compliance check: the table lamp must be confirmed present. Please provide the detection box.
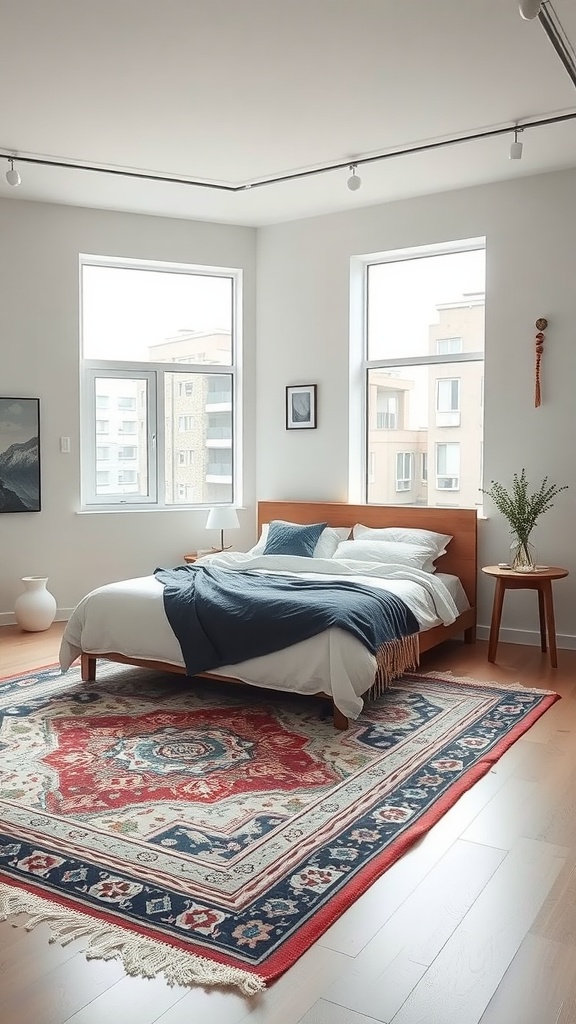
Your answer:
[205,506,240,551]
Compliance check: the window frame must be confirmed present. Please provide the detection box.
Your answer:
[395,451,413,492]
[79,254,242,511]
[436,441,461,491]
[357,236,485,505]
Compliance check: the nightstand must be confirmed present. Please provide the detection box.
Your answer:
[482,565,568,667]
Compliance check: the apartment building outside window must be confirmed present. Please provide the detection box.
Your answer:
[80,256,241,509]
[361,238,485,506]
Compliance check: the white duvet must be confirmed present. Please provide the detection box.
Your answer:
[60,552,467,720]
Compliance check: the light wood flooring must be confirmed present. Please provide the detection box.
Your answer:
[1,623,576,1024]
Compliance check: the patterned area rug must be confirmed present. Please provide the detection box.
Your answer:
[0,662,559,994]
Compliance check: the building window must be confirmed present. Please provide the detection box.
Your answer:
[80,255,240,508]
[396,452,413,491]
[421,451,428,483]
[376,392,398,429]
[361,238,485,506]
[436,378,461,426]
[96,446,110,460]
[436,442,460,490]
[436,337,462,354]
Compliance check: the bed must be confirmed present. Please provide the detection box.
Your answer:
[60,500,477,729]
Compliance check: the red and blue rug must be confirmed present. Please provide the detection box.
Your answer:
[0,662,559,993]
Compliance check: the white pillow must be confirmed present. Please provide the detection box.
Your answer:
[248,523,351,559]
[352,524,452,572]
[333,539,434,570]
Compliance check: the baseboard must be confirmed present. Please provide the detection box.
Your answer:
[476,624,576,650]
[0,609,73,628]
[2,613,575,653]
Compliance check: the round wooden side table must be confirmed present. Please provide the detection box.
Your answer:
[482,565,569,667]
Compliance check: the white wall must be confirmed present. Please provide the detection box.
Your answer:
[0,198,257,623]
[256,169,576,646]
[2,170,575,647]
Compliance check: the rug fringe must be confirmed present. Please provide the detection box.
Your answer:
[0,883,265,995]
[403,669,558,695]
[368,634,420,701]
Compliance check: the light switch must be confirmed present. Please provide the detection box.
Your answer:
[60,436,71,454]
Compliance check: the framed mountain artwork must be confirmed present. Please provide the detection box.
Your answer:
[0,398,41,513]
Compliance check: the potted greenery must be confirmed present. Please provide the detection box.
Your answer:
[482,469,568,571]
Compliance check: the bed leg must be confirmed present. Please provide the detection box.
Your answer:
[464,626,476,645]
[81,654,96,681]
[333,704,349,731]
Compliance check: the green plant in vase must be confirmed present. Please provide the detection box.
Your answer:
[482,469,568,572]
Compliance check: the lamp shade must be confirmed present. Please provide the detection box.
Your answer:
[205,507,240,531]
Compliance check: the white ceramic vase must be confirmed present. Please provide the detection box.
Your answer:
[14,576,57,632]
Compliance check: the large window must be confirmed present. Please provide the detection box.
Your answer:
[80,257,241,508]
[362,239,485,506]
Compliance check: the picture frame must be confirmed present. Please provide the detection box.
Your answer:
[0,397,41,512]
[286,384,317,430]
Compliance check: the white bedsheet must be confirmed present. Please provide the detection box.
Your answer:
[60,553,468,721]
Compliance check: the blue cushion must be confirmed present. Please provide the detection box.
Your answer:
[262,520,327,557]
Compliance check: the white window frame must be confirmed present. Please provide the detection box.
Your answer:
[80,255,242,510]
[436,337,462,354]
[355,236,484,504]
[436,377,461,427]
[395,451,413,492]
[436,442,460,491]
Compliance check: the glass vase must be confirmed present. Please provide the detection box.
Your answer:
[510,535,537,572]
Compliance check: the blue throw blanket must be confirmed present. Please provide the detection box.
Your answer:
[154,564,419,693]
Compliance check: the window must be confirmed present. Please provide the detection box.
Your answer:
[96,446,110,460]
[436,337,462,354]
[361,238,485,506]
[421,451,428,483]
[376,392,398,429]
[396,452,413,491]
[436,378,460,426]
[436,442,460,490]
[80,256,240,508]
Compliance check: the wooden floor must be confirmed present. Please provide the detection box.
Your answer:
[1,623,576,1024]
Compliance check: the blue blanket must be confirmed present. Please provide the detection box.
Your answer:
[154,564,419,680]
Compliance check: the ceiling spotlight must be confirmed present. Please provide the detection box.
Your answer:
[6,158,21,187]
[509,128,523,160]
[519,0,542,20]
[347,164,362,191]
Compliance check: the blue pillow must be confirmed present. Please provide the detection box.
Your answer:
[262,520,327,557]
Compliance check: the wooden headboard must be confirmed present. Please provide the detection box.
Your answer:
[257,501,477,609]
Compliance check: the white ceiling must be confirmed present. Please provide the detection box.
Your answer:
[1,0,575,226]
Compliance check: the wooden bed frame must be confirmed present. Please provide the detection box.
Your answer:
[80,500,477,729]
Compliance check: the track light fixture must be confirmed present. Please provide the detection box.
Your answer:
[509,128,524,160]
[347,164,362,191]
[5,158,21,187]
[519,0,542,20]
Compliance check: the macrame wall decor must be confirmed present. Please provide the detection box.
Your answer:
[534,317,547,408]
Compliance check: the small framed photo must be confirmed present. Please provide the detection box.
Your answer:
[286,384,317,430]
